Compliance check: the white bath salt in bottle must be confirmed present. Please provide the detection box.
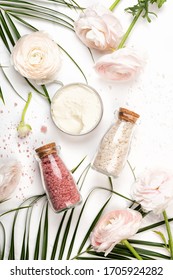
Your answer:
[92,107,140,177]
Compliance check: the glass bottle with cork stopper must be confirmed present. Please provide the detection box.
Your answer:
[35,142,82,213]
[91,107,140,177]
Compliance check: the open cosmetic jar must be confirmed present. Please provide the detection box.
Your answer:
[51,83,103,136]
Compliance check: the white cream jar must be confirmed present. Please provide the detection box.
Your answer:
[51,83,103,136]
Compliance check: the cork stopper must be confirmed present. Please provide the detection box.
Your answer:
[119,107,140,123]
[35,142,57,158]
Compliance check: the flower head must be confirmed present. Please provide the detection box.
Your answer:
[17,122,32,139]
[94,47,143,81]
[11,31,61,85]
[131,169,173,214]
[17,92,32,139]
[0,160,22,202]
[74,5,123,51]
[90,208,142,256]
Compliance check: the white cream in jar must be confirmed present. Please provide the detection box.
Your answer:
[51,83,103,135]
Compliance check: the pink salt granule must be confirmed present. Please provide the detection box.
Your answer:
[41,126,47,133]
[41,153,81,212]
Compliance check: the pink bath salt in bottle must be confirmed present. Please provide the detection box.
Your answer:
[35,142,82,213]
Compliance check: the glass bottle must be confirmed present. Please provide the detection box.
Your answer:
[35,142,82,213]
[92,107,140,177]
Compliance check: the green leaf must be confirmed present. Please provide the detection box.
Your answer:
[0,206,31,218]
[2,0,75,27]
[0,86,5,104]
[128,239,166,248]
[34,202,46,260]
[7,194,45,260]
[50,212,67,260]
[87,250,132,260]
[138,218,173,233]
[41,85,51,104]
[114,243,169,259]
[0,10,15,46]
[0,24,11,52]
[58,44,88,84]
[47,0,83,9]
[6,11,73,31]
[9,13,38,31]
[58,210,73,259]
[154,230,169,250]
[77,188,112,255]
[5,12,21,40]
[0,222,6,260]
[158,0,166,8]
[0,67,25,101]
[41,202,49,260]
[71,156,87,173]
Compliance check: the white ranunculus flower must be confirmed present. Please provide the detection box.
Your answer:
[74,5,123,51]
[131,169,173,214]
[0,160,22,202]
[11,31,61,85]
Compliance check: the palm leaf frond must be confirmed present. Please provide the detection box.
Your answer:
[41,202,49,260]
[0,222,6,260]
[0,86,5,104]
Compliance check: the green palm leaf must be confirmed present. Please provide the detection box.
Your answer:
[41,202,49,260]
[0,222,6,260]
[50,212,67,260]
[0,10,15,46]
[5,12,20,39]
[7,194,45,260]
[34,201,46,260]
[0,24,11,52]
[77,180,113,257]
[9,13,37,31]
[0,86,5,104]
[138,218,173,233]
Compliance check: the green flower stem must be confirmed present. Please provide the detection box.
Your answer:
[21,92,32,123]
[163,210,173,259]
[109,0,121,11]
[118,8,143,49]
[122,239,143,260]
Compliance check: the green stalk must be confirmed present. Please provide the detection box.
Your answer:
[21,92,32,123]
[163,210,173,259]
[109,0,121,11]
[118,8,143,49]
[121,239,143,260]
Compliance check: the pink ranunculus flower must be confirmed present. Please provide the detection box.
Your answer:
[74,5,123,51]
[94,47,143,81]
[131,169,173,214]
[11,31,61,85]
[90,208,142,256]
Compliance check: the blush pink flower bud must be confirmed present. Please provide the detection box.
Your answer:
[131,169,173,214]
[94,47,143,81]
[90,208,142,256]
[11,31,61,85]
[0,160,22,202]
[74,5,123,51]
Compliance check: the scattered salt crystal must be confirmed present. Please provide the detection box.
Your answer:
[41,125,47,133]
